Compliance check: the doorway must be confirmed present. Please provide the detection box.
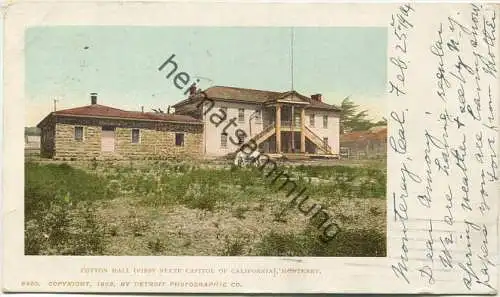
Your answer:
[101,126,115,152]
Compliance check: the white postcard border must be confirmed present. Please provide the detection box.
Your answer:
[2,1,499,294]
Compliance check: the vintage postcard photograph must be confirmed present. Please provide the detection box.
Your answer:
[2,1,499,295]
[24,25,387,257]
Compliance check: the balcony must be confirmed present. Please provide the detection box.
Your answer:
[280,119,302,131]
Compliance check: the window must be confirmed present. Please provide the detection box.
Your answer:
[131,129,140,143]
[74,126,83,141]
[238,108,245,123]
[323,115,328,128]
[221,133,228,148]
[323,137,329,148]
[175,133,184,147]
[310,114,315,127]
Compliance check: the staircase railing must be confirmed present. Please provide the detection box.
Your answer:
[304,126,333,154]
[250,124,275,144]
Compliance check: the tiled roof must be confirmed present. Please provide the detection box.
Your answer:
[44,104,201,124]
[204,86,281,102]
[174,86,341,111]
[340,127,387,143]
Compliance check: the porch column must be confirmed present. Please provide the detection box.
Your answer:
[300,107,306,153]
[276,104,281,153]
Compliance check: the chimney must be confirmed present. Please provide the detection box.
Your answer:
[141,106,144,113]
[311,93,322,102]
[90,92,97,105]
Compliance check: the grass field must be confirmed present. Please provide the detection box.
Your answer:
[24,158,387,256]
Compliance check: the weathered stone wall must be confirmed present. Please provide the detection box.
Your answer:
[40,116,56,158]
[54,124,102,160]
[114,125,202,159]
[52,116,203,160]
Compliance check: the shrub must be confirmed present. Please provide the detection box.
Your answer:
[219,234,249,256]
[232,206,250,219]
[147,238,165,254]
[24,194,105,255]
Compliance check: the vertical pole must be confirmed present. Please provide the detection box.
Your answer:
[291,27,294,91]
[291,105,295,152]
[300,107,305,153]
[276,104,281,153]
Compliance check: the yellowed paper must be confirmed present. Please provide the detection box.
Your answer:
[2,1,498,294]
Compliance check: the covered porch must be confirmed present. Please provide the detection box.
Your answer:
[261,103,307,153]
[257,103,331,154]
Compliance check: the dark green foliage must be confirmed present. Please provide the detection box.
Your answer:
[25,162,111,220]
[24,197,105,255]
[24,162,108,255]
[340,97,385,134]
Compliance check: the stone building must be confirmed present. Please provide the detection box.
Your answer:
[37,93,203,160]
[339,126,387,159]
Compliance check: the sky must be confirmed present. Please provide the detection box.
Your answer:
[25,26,387,126]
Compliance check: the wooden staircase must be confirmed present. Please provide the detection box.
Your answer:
[250,124,276,145]
[304,126,333,154]
[248,125,334,155]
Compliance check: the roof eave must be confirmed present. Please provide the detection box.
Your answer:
[54,113,203,125]
[178,96,265,106]
[307,105,342,112]
[36,112,54,128]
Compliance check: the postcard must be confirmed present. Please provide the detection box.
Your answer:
[2,1,498,294]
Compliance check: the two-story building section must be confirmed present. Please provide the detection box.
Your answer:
[173,85,341,158]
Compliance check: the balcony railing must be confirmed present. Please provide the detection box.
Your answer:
[263,119,302,128]
[281,120,302,127]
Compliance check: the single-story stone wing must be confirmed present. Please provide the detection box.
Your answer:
[37,94,203,160]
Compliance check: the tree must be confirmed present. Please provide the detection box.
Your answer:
[340,96,381,134]
[373,117,387,126]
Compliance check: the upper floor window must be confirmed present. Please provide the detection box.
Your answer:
[238,108,245,123]
[74,126,83,141]
[310,114,315,127]
[323,115,328,128]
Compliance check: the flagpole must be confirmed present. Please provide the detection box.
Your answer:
[291,27,294,92]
